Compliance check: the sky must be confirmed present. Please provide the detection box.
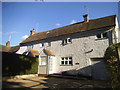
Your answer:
[1,2,119,46]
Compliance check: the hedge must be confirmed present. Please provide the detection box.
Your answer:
[2,52,39,76]
[104,43,120,88]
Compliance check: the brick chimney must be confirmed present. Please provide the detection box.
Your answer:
[83,14,90,22]
[30,29,36,36]
[6,41,10,47]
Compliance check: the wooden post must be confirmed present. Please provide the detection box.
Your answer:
[118,48,120,61]
[116,47,120,62]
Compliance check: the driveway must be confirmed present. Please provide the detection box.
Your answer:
[2,76,106,89]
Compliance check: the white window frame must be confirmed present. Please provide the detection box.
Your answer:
[40,43,44,48]
[63,38,72,45]
[61,57,73,66]
[96,32,108,39]
[40,56,47,65]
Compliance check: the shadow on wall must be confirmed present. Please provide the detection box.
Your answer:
[2,52,39,76]
[61,59,108,80]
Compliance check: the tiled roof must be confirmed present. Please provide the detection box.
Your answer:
[0,45,10,52]
[9,46,20,53]
[29,49,40,56]
[21,15,116,44]
[43,49,55,56]
[0,45,20,53]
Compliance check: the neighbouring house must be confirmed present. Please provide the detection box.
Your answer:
[16,14,120,80]
[0,41,20,53]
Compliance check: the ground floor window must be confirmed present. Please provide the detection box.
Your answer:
[61,57,73,65]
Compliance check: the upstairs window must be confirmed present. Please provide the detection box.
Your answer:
[40,43,44,47]
[62,38,72,45]
[47,42,51,47]
[27,45,33,50]
[96,34,101,38]
[103,32,107,38]
[96,32,108,39]
[61,57,73,66]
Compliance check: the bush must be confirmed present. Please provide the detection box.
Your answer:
[2,52,39,76]
[104,43,120,88]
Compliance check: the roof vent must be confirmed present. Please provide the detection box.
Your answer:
[83,14,90,22]
[46,31,50,34]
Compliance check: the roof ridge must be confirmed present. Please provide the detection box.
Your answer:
[21,15,116,44]
[30,15,116,35]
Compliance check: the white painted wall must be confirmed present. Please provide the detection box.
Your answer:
[17,26,118,77]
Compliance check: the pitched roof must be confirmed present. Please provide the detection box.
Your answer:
[0,45,10,52]
[9,46,20,53]
[21,15,116,44]
[43,49,55,56]
[0,45,20,53]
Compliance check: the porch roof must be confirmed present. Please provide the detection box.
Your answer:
[29,49,40,56]
[43,49,55,56]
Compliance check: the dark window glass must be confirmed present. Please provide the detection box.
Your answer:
[103,32,107,38]
[42,43,44,47]
[61,61,64,64]
[65,61,68,64]
[68,38,71,42]
[62,58,64,60]
[65,39,67,44]
[96,34,101,38]
[69,57,72,60]
[65,57,68,60]
[69,61,72,65]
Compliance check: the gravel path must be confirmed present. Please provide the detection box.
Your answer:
[2,76,106,89]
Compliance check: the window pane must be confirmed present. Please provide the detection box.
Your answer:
[62,57,64,60]
[42,43,44,47]
[69,61,72,65]
[41,57,47,65]
[68,38,71,43]
[69,57,72,60]
[65,57,68,60]
[65,39,67,44]
[96,34,101,38]
[103,32,107,38]
[65,61,68,64]
[61,61,64,65]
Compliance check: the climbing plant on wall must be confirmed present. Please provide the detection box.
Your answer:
[104,43,120,88]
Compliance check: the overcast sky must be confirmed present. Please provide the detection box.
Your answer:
[1,2,119,46]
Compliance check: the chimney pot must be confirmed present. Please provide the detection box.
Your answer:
[6,41,10,47]
[30,29,36,35]
[83,14,90,22]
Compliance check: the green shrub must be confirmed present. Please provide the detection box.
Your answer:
[2,52,39,76]
[104,43,120,88]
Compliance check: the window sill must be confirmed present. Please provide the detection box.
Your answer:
[95,37,108,40]
[60,65,73,66]
[62,42,72,46]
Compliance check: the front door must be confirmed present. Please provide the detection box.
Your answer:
[38,56,48,74]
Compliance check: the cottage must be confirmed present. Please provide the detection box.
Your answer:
[17,14,120,80]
